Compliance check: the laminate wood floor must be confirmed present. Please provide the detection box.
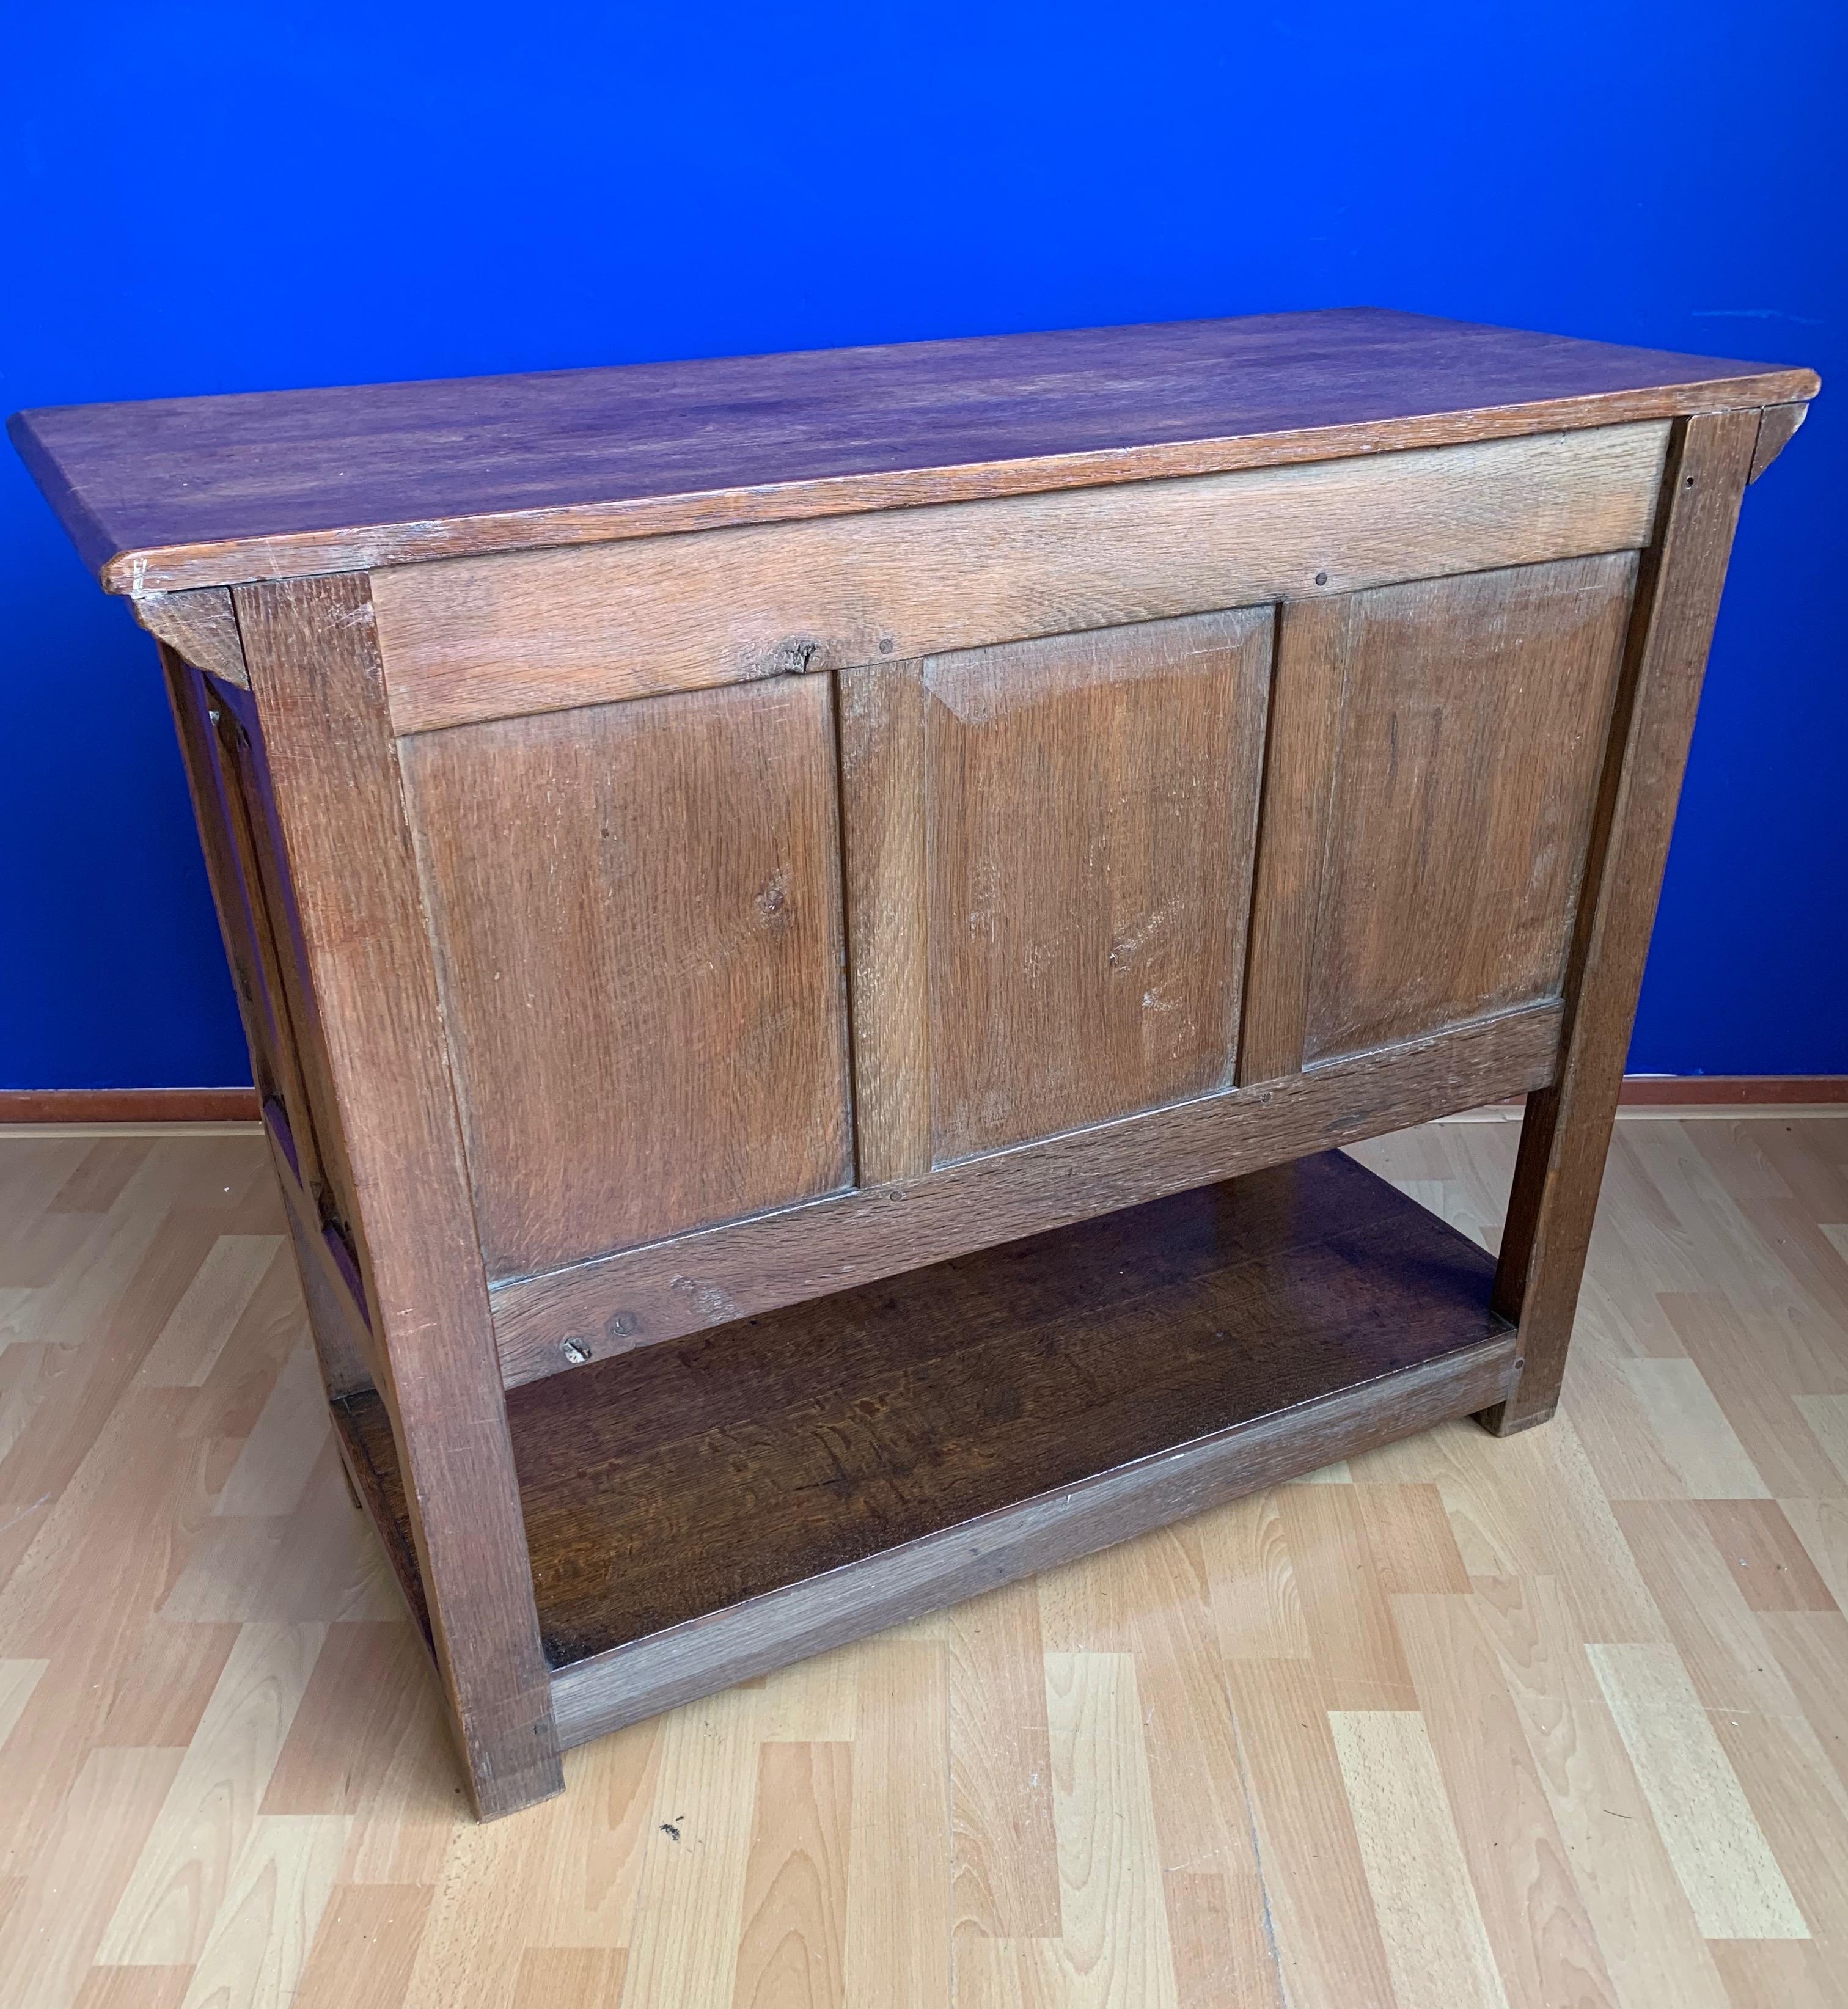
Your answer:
[1,1113,1846,2009]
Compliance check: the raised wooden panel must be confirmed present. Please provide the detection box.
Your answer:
[921,609,1272,1165]
[370,423,1668,734]
[400,676,853,1282]
[1289,554,1637,1068]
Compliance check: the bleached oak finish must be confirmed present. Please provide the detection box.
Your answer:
[10,310,1816,1821]
[370,423,1667,734]
[1,1112,1843,2006]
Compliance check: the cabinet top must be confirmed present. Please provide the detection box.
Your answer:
[10,307,1817,598]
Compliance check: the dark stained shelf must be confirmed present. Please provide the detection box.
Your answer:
[334,1149,1513,1671]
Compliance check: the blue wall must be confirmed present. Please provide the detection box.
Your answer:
[4,2,1841,1087]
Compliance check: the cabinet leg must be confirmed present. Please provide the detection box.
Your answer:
[1475,409,1759,1438]
[237,571,564,1821]
[1477,1082,1613,1435]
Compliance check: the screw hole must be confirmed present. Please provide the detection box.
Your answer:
[562,1338,592,1366]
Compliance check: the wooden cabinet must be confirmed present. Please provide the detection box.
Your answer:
[11,308,1816,1817]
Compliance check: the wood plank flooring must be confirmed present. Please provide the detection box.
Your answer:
[0,1113,1844,2008]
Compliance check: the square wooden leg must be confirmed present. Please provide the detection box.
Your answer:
[1480,411,1759,1437]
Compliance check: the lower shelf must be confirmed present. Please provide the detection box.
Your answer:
[334,1149,1516,1743]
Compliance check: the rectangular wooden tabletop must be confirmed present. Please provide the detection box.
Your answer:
[9,307,1816,595]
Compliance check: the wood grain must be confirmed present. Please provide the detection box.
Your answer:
[1587,1644,1808,1941]
[947,1581,1060,1939]
[1748,402,1808,481]
[845,1642,951,2009]
[233,572,561,1818]
[1446,1573,1730,2009]
[210,687,369,1267]
[293,1885,434,2009]
[618,1685,763,2009]
[730,1741,851,2009]
[925,609,1270,1161]
[131,588,249,686]
[370,425,1662,733]
[1276,1482,1417,1708]
[1223,1658,1399,2005]
[6,1074,1813,1129]
[152,649,356,1408]
[324,1154,1525,1745]
[1300,554,1636,1065]
[0,1746,185,2009]
[1236,595,1352,1085]
[158,651,305,1182]
[1700,1501,1839,1612]
[212,681,367,1264]
[540,1339,1517,1757]
[490,995,1561,1386]
[273,1157,375,1401]
[1044,1652,1178,2006]
[12,310,1809,1862]
[1094,1528,1283,2007]
[1327,1710,1511,2008]
[1486,411,1761,1433]
[207,704,329,1201]
[400,676,853,1280]
[328,1155,1508,1658]
[837,657,932,1185]
[97,1620,324,1964]
[9,308,1813,594]
[1391,1589,1618,2009]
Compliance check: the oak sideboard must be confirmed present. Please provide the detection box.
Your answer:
[11,308,1817,1818]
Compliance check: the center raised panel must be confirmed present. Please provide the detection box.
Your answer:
[841,607,1274,1175]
